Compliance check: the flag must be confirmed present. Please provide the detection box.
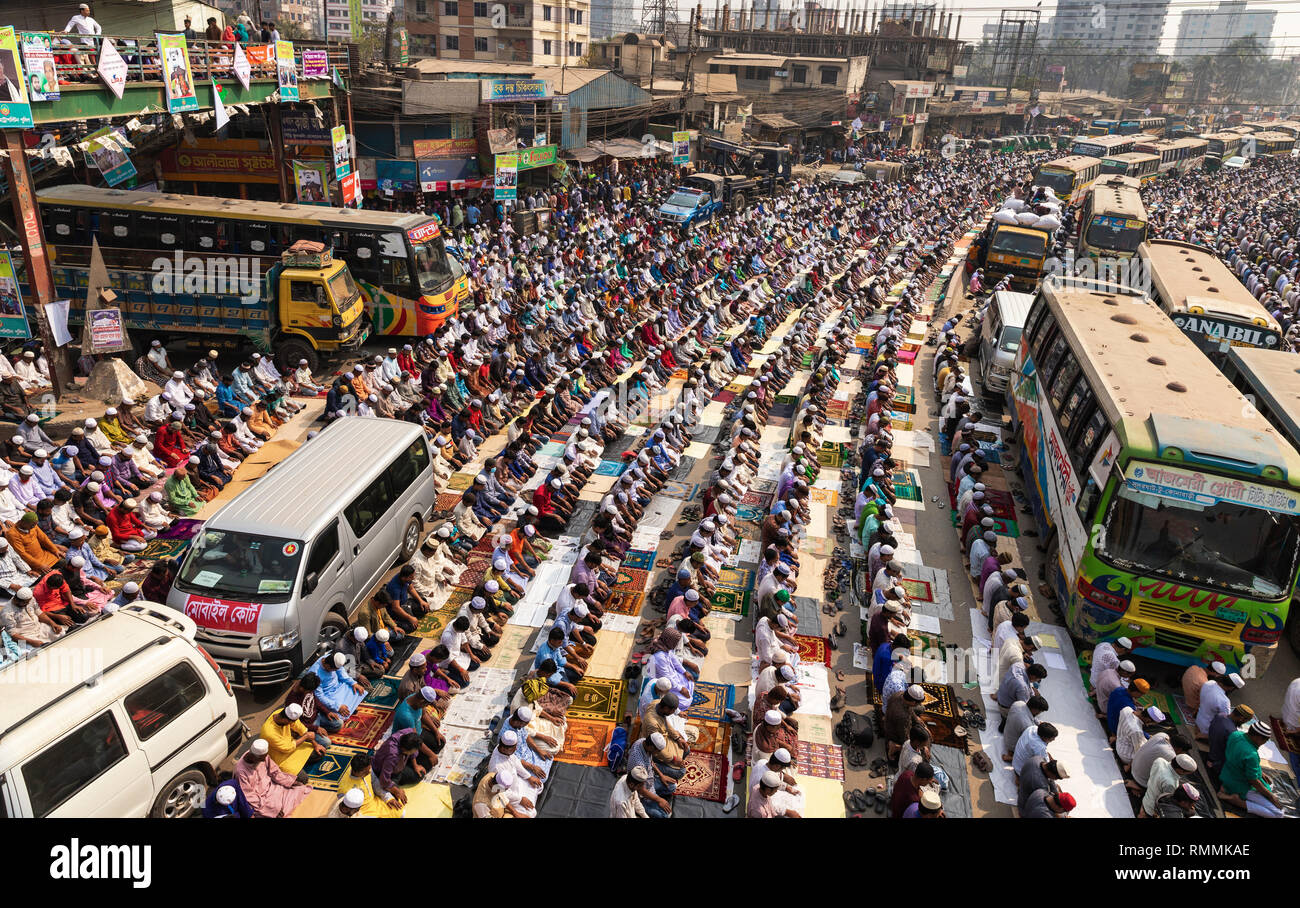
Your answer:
[332,66,345,90]
[212,79,229,131]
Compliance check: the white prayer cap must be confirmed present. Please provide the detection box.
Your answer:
[353,626,369,642]
[18,465,32,476]
[772,747,792,765]
[919,789,943,810]
[68,527,85,540]
[33,448,47,459]
[123,581,139,594]
[761,770,782,788]
[906,684,925,701]
[485,581,500,593]
[342,788,366,809]
[1174,753,1197,772]
[471,596,486,610]
[1210,661,1226,674]
[70,555,85,568]
[284,703,304,721]
[376,629,390,642]
[655,678,672,693]
[1116,636,1133,649]
[249,738,270,756]
[1228,672,1245,689]
[685,589,699,602]
[495,766,516,788]
[764,709,783,726]
[649,731,667,750]
[332,652,348,668]
[1002,569,1017,581]
[880,545,895,555]
[1118,660,1136,673]
[497,533,512,546]
[500,730,519,746]
[409,652,427,667]
[514,706,534,722]
[1146,706,1166,722]
[215,786,237,806]
[16,587,31,600]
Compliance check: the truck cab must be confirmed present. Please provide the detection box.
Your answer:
[657,174,734,227]
[979,223,1053,290]
[270,244,369,371]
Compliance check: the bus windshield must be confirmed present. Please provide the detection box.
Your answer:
[176,529,305,601]
[1072,142,1105,158]
[412,237,455,293]
[1035,169,1076,197]
[991,229,1047,258]
[1086,217,1146,254]
[1098,485,1300,598]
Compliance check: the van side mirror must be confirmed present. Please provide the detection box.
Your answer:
[303,572,319,594]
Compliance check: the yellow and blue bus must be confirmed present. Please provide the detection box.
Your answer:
[1032,155,1102,207]
[1099,152,1160,183]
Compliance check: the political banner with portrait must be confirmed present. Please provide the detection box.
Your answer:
[332,125,351,179]
[20,32,59,102]
[276,40,299,101]
[0,27,34,128]
[156,33,198,113]
[292,160,329,205]
[0,252,33,340]
[84,126,137,187]
[494,153,518,201]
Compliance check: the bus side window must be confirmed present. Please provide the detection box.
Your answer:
[242,222,273,255]
[1058,375,1092,436]
[1076,477,1102,523]
[45,207,90,245]
[338,231,381,282]
[1039,333,1070,389]
[98,211,133,248]
[1026,305,1055,352]
[1050,360,1082,414]
[135,214,161,250]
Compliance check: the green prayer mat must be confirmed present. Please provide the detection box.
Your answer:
[710,587,751,617]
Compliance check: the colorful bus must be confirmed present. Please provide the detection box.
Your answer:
[1032,155,1102,206]
[1248,131,1297,157]
[1099,152,1161,183]
[1008,276,1300,674]
[1070,134,1137,159]
[1089,119,1121,136]
[1140,239,1283,359]
[1202,131,1243,170]
[1134,137,1207,174]
[1077,175,1147,263]
[1119,116,1167,136]
[1266,121,1300,139]
[34,186,470,338]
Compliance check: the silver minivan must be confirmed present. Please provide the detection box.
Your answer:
[166,418,437,688]
[978,289,1035,394]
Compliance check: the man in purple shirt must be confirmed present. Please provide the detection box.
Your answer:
[372,728,423,807]
[107,450,145,498]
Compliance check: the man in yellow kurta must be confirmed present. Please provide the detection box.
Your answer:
[337,752,404,818]
[258,704,321,775]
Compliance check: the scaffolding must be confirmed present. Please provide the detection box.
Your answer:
[989,8,1040,92]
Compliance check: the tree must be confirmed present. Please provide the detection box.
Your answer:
[279,21,315,42]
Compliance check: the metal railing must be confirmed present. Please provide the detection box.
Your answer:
[29,32,352,89]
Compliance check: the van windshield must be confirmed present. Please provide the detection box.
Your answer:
[998,325,1023,352]
[176,529,305,601]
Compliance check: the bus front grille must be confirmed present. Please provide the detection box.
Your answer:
[1153,627,1203,654]
[1134,601,1236,636]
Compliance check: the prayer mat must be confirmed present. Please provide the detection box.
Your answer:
[138,537,191,562]
[714,390,736,404]
[1136,690,1183,727]
[446,472,475,491]
[687,718,731,755]
[815,444,845,469]
[897,349,918,365]
[594,459,626,477]
[795,742,845,781]
[622,549,657,571]
[536,762,620,819]
[868,679,958,719]
[331,706,395,751]
[661,480,699,501]
[303,747,362,791]
[888,410,914,429]
[769,400,796,420]
[387,634,421,670]
[800,352,814,368]
[826,399,850,420]
[671,368,690,380]
[686,681,735,721]
[725,381,748,393]
[691,425,722,446]
[1173,694,1198,729]
[716,566,754,591]
[434,492,462,513]
[983,488,1017,521]
[736,505,765,523]
[604,589,645,616]
[710,587,751,617]
[555,718,616,767]
[809,488,839,507]
[794,634,831,667]
[893,470,923,502]
[752,478,779,493]
[894,386,916,409]
[668,460,696,482]
[569,676,626,722]
[156,518,204,540]
[469,535,496,554]
[899,577,933,602]
[612,567,651,592]
[740,490,774,509]
[676,751,728,802]
[991,516,1019,538]
[564,500,599,536]
[775,394,798,406]
[362,675,404,710]
[454,552,493,590]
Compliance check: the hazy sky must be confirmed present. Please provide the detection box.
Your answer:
[676,1,1300,56]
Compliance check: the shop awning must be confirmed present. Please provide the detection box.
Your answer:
[753,113,800,130]
[562,146,604,163]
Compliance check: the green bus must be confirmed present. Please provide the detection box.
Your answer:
[1008,277,1300,676]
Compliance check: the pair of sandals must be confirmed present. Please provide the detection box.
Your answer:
[845,744,870,768]
[844,788,887,815]
[829,685,847,710]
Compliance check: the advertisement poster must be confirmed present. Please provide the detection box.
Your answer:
[83,126,138,186]
[20,32,59,102]
[398,28,409,66]
[293,160,329,204]
[341,172,360,206]
[276,40,299,101]
[481,79,550,103]
[156,33,198,113]
[301,48,328,79]
[182,594,263,635]
[97,37,128,99]
[245,44,272,69]
[332,124,351,179]
[88,307,126,350]
[494,153,518,201]
[0,27,34,128]
[413,138,478,159]
[0,252,32,340]
[672,130,690,165]
[232,41,251,90]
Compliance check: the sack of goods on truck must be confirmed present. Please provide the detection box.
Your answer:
[993,208,1019,225]
[1003,198,1027,212]
[1015,211,1041,225]
[1034,213,1062,231]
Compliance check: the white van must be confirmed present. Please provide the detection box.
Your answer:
[978,289,1035,394]
[166,417,437,688]
[0,604,243,818]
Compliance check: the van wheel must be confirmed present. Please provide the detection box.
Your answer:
[400,515,423,561]
[151,769,207,819]
[318,611,348,651]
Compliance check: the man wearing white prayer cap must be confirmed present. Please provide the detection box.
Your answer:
[1181,658,1225,714]
[233,735,312,817]
[328,786,367,818]
[749,769,803,818]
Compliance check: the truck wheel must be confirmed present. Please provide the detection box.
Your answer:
[399,515,423,562]
[731,192,747,212]
[150,769,207,819]
[277,339,317,374]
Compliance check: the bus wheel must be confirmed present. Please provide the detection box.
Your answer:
[277,338,317,374]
